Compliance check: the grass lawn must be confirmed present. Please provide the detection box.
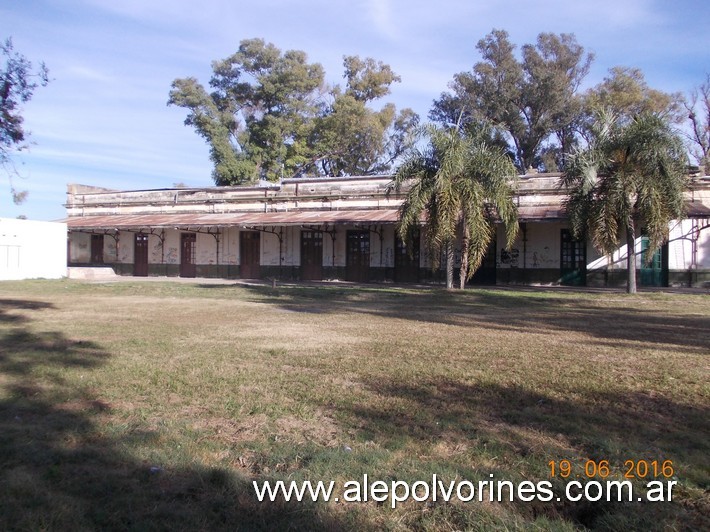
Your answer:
[0,279,708,531]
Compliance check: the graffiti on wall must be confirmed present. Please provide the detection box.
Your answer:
[532,246,554,267]
[165,247,178,264]
[500,248,519,267]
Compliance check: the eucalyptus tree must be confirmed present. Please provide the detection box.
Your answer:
[169,39,417,185]
[1,37,49,203]
[431,29,592,173]
[582,66,685,140]
[563,111,689,293]
[392,124,518,289]
[684,73,710,167]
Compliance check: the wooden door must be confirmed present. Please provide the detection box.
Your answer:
[301,230,323,280]
[346,230,370,282]
[240,231,261,279]
[180,233,197,278]
[394,230,420,283]
[91,234,104,264]
[134,233,148,276]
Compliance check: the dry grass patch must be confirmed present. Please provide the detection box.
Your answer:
[0,280,708,530]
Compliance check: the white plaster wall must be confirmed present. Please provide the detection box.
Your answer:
[261,230,279,266]
[150,233,163,263]
[382,225,395,268]
[284,226,298,266]
[288,227,300,267]
[525,223,560,269]
[369,227,384,268]
[668,220,693,270]
[69,231,91,263]
[496,224,524,269]
[222,227,238,265]
[0,218,67,280]
[667,219,710,270]
[116,231,132,263]
[321,228,337,267]
[584,219,710,272]
[332,227,346,267]
[194,232,212,265]
[103,234,118,262]
[495,223,609,271]
[698,219,710,268]
[163,231,179,264]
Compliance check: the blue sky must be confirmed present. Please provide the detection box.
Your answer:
[2,0,709,221]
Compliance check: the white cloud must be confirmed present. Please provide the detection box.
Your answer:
[367,0,399,41]
[65,65,115,83]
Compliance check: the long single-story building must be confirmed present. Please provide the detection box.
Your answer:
[64,170,710,287]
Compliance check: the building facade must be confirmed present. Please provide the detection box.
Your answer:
[65,172,710,287]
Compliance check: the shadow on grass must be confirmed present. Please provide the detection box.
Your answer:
[0,299,352,531]
[342,376,709,530]
[0,298,56,324]
[239,284,710,354]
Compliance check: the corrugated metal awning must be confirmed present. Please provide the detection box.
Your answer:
[517,205,565,221]
[63,209,402,230]
[687,202,710,217]
[62,200,710,231]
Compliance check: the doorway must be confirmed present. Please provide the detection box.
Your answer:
[346,230,370,282]
[180,233,197,278]
[301,230,323,280]
[240,231,261,279]
[394,230,420,283]
[560,229,586,286]
[91,234,104,264]
[640,237,668,287]
[134,233,148,276]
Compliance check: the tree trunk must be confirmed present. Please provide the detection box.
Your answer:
[459,223,470,290]
[626,222,637,294]
[445,240,454,289]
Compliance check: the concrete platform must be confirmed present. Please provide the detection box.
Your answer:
[67,266,118,280]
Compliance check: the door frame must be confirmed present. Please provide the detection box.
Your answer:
[240,231,261,279]
[394,229,420,283]
[300,229,323,281]
[133,233,149,277]
[560,228,586,286]
[346,230,370,282]
[180,232,197,278]
[469,237,497,285]
[90,234,104,265]
[640,236,669,287]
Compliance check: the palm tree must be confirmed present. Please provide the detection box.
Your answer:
[391,124,519,289]
[563,111,689,293]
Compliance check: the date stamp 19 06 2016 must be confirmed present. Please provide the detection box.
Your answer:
[548,459,675,480]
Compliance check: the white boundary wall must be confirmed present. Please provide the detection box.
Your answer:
[0,218,67,280]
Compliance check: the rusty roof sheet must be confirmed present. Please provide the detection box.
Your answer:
[517,205,565,221]
[61,200,710,231]
[687,202,710,217]
[63,209,402,229]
